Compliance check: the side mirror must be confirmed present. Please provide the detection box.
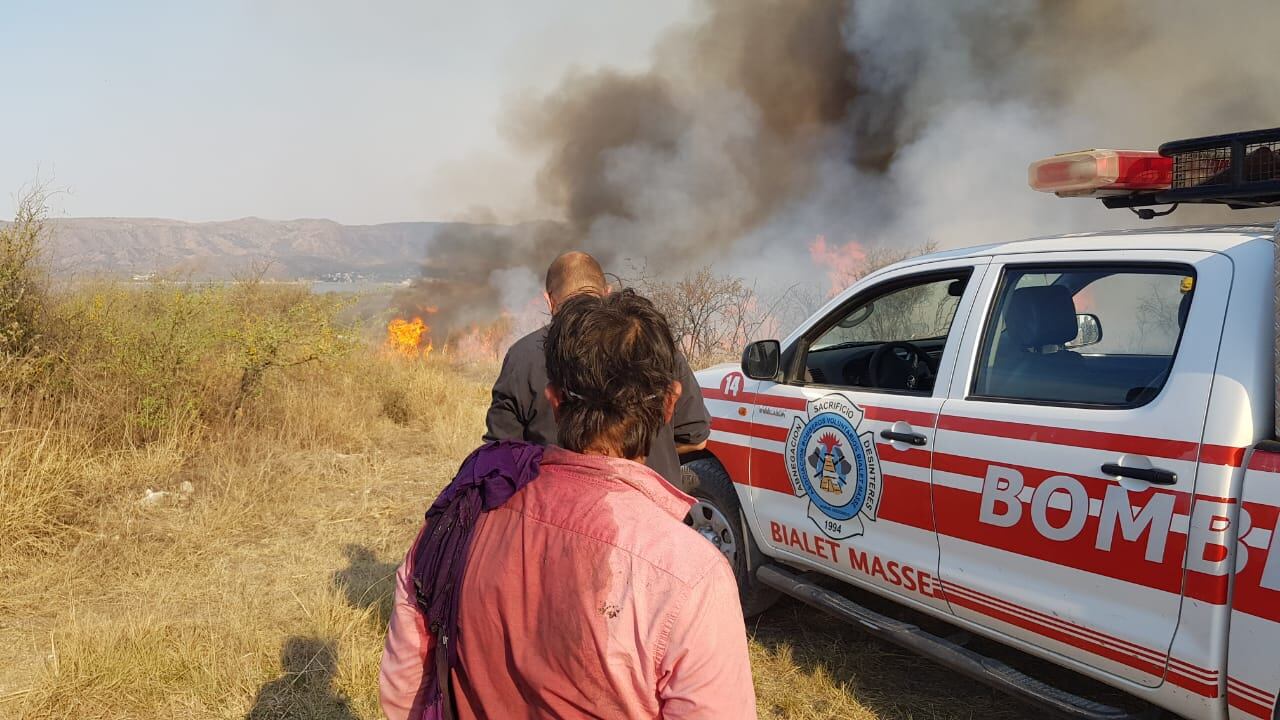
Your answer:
[1067,313,1103,348]
[742,339,781,380]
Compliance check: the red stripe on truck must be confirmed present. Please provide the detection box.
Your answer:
[738,446,791,495]
[704,383,1247,467]
[930,482,1189,595]
[708,438,1247,608]
[942,581,1166,664]
[1247,449,1280,473]
[1200,444,1247,467]
[863,405,938,427]
[1229,677,1274,705]
[938,414,1198,461]
[876,443,931,469]
[701,386,808,410]
[1227,689,1273,719]
[1231,500,1280,623]
[943,580,1221,697]
[710,416,787,442]
[938,414,1243,468]
[704,386,939,428]
[932,451,1201,512]
[942,581,1169,679]
[704,440,750,488]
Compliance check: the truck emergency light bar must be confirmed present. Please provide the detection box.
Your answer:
[1029,127,1280,216]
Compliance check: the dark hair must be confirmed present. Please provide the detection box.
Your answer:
[543,289,678,459]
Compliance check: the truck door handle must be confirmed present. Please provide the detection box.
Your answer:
[880,429,927,446]
[1100,463,1177,485]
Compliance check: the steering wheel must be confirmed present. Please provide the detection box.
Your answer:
[868,341,935,392]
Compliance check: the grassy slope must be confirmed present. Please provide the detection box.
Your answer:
[0,347,1031,720]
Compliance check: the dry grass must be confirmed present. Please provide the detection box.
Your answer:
[748,601,1028,720]
[1,337,491,718]
[0,281,1037,719]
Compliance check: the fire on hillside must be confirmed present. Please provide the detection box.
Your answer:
[384,300,544,363]
[385,316,432,359]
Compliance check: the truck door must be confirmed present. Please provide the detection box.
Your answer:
[933,250,1231,688]
[747,258,988,614]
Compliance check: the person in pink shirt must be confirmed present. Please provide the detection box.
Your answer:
[379,289,756,719]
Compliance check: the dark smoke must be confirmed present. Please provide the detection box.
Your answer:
[390,221,563,340]
[510,0,884,277]
[401,0,1280,344]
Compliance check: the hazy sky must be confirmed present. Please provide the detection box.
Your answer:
[0,0,691,224]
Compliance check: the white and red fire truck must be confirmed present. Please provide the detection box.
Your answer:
[680,128,1280,720]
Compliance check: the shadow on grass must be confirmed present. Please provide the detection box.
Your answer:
[749,596,1027,720]
[332,543,399,627]
[245,636,357,720]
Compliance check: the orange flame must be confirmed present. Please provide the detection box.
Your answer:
[449,320,508,362]
[444,295,545,363]
[808,235,868,297]
[385,317,433,359]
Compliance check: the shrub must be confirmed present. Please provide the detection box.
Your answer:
[222,278,355,422]
[627,264,779,369]
[627,243,940,369]
[17,279,355,446]
[0,186,49,357]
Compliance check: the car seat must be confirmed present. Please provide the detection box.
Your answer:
[986,285,1085,400]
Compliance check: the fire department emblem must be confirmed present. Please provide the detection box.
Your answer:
[784,393,882,539]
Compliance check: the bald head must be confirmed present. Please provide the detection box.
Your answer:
[545,251,608,309]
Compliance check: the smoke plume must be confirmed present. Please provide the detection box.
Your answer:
[400,0,1280,344]
[390,221,562,341]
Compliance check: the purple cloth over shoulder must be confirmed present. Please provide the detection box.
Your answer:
[409,439,543,715]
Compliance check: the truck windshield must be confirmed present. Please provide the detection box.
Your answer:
[812,279,961,351]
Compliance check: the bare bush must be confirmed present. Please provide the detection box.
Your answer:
[627,264,784,369]
[626,242,939,369]
[0,185,50,357]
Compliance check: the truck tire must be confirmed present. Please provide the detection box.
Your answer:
[681,458,780,617]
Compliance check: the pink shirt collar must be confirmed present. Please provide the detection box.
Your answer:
[540,445,695,521]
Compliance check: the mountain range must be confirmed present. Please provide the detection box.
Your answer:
[38,217,511,280]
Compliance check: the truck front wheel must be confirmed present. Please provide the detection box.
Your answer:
[681,458,780,617]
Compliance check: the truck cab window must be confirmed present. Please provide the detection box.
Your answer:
[973,265,1194,406]
[804,273,967,394]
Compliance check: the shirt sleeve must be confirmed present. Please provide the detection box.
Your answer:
[671,353,711,447]
[379,542,436,720]
[656,558,757,719]
[484,348,529,443]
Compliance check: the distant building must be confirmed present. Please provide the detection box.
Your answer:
[318,271,366,283]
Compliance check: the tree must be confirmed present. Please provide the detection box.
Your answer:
[624,240,941,369]
[628,264,783,369]
[0,185,50,357]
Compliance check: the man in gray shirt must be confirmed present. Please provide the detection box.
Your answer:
[484,251,710,485]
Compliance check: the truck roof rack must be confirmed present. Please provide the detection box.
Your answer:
[1101,128,1280,211]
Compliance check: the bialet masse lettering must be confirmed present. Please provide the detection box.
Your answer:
[770,521,937,598]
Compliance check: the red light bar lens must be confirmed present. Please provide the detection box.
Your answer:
[1029,150,1172,197]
